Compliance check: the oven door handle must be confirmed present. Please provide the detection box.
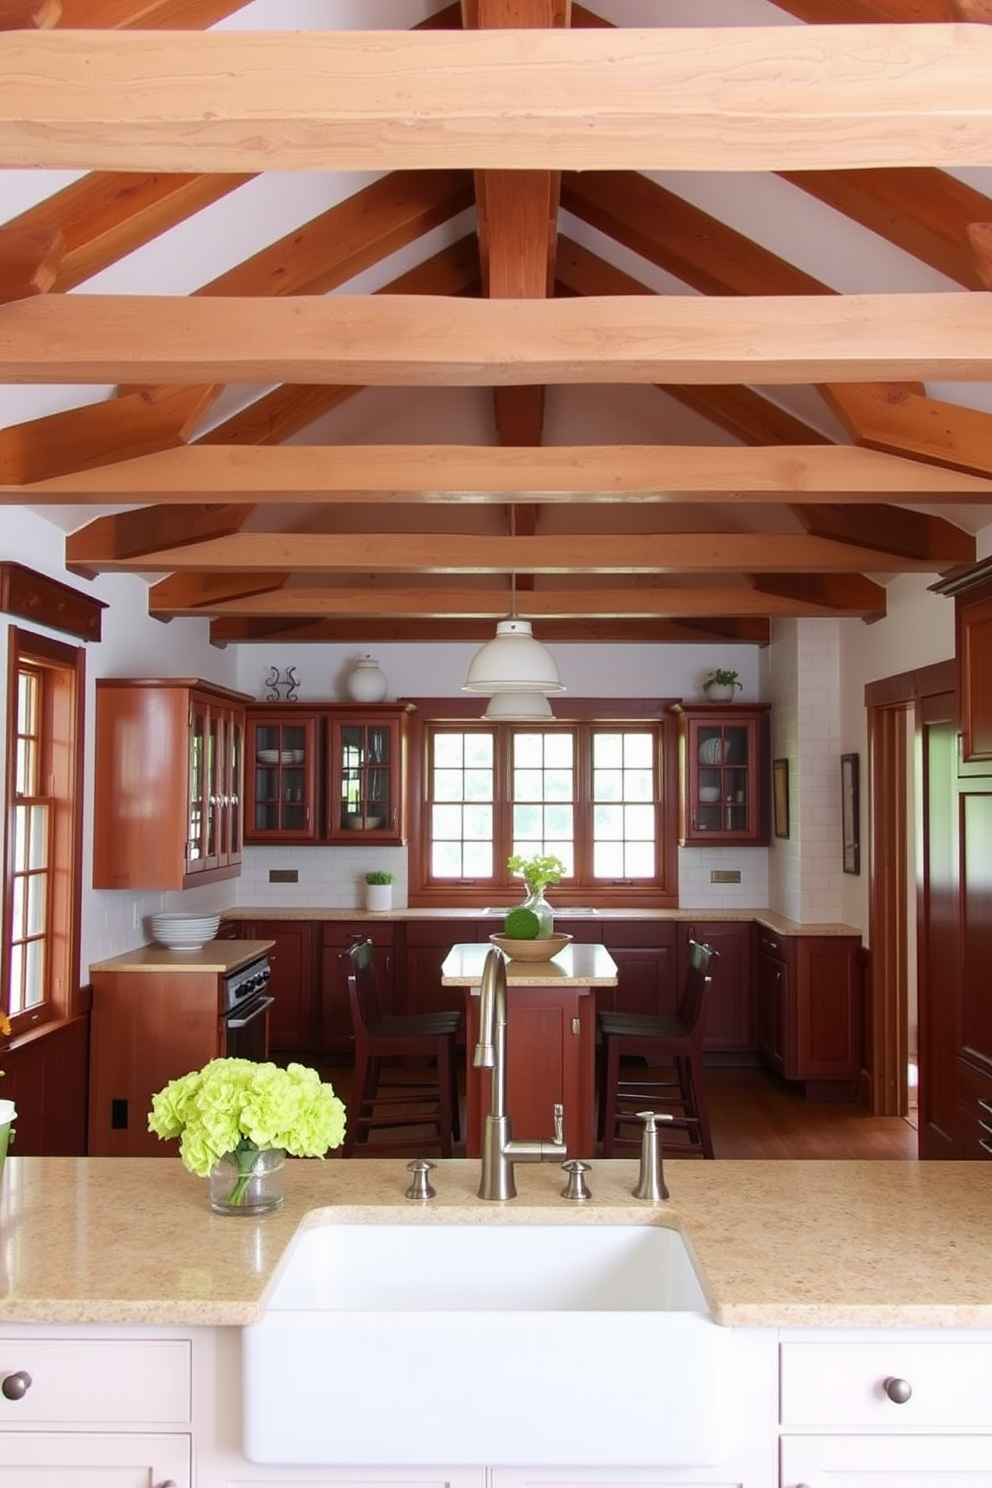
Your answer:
[226,993,275,1030]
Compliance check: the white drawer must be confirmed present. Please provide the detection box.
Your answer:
[0,1339,191,1425]
[781,1340,992,1428]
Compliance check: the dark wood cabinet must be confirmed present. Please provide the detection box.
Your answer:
[245,710,320,843]
[93,678,250,890]
[950,561,992,768]
[671,703,770,846]
[754,927,861,1096]
[679,920,754,1054]
[234,919,317,1052]
[327,705,413,845]
[404,920,481,1027]
[600,920,678,1020]
[320,921,395,1053]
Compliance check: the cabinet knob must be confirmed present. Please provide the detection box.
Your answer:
[883,1375,912,1404]
[1,1370,32,1400]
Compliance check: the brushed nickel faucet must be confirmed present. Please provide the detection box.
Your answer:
[474,947,567,1200]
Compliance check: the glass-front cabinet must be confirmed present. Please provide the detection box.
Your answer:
[245,711,318,842]
[672,703,770,846]
[328,705,412,844]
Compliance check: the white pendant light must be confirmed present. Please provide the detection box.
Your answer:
[483,691,555,721]
[462,531,566,697]
[463,618,565,695]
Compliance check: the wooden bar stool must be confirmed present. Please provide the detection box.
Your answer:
[340,938,462,1157]
[598,939,719,1159]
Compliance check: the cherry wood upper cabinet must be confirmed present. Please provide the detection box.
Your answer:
[92,677,251,890]
[671,703,771,846]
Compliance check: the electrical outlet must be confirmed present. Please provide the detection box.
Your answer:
[710,869,741,884]
[269,868,299,884]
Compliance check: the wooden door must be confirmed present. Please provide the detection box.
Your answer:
[241,920,315,1052]
[919,692,961,1157]
[680,920,754,1052]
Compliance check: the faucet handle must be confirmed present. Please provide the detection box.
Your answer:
[552,1102,565,1145]
[405,1159,437,1201]
[561,1159,592,1202]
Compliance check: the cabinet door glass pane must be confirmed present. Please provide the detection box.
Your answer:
[338,722,394,832]
[695,722,751,835]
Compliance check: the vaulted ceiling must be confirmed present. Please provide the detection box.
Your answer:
[2,0,992,647]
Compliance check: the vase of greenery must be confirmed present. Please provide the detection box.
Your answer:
[507,852,566,937]
[364,870,395,912]
[702,668,742,703]
[148,1057,346,1215]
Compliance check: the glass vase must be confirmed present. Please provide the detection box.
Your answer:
[209,1146,285,1215]
[520,887,554,938]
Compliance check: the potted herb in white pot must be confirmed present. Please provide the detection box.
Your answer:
[702,668,743,703]
[364,870,395,912]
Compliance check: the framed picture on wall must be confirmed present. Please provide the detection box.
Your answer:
[772,758,790,839]
[841,752,860,875]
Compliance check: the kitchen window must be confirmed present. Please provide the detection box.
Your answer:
[2,628,84,1034]
[407,700,679,908]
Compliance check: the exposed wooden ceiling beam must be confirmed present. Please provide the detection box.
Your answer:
[64,504,253,580]
[3,27,992,173]
[966,224,992,290]
[822,384,992,478]
[4,291,990,385]
[749,571,886,620]
[770,1,945,21]
[11,443,992,505]
[0,386,215,485]
[3,173,252,294]
[149,580,885,621]
[789,504,975,562]
[779,168,992,289]
[206,615,772,645]
[0,0,60,29]
[55,0,252,25]
[0,227,63,305]
[554,238,831,445]
[67,529,968,575]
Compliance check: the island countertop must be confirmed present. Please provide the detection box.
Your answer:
[2,1157,991,1331]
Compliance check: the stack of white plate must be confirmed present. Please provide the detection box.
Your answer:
[698,737,725,764]
[151,912,221,951]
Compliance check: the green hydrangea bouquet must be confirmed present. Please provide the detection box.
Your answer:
[148,1057,346,1207]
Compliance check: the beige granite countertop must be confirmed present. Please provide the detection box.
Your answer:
[221,906,862,937]
[2,1157,990,1330]
[441,940,618,986]
[89,940,275,974]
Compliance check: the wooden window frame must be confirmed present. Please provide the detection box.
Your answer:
[2,627,85,1037]
[402,696,680,910]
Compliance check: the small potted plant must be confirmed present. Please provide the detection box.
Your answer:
[364,869,395,912]
[506,852,566,937]
[702,668,743,703]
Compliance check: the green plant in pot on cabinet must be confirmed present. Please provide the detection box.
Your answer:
[364,869,395,912]
[702,668,742,703]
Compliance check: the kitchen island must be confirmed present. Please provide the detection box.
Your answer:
[2,1157,992,1485]
[441,940,618,1159]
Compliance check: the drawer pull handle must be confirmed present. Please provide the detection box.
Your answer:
[1,1370,32,1401]
[884,1376,912,1404]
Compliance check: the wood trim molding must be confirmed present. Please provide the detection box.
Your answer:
[0,561,106,641]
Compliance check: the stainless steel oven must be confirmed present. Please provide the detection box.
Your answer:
[220,955,274,1061]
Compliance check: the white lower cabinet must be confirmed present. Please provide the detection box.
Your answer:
[778,1329,992,1485]
[781,1434,992,1484]
[0,1431,191,1486]
[0,1328,192,1488]
[7,1321,992,1488]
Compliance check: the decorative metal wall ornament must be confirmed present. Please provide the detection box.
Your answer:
[265,666,300,703]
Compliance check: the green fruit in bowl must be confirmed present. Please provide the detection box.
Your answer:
[503,906,541,940]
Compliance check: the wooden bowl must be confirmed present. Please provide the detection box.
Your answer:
[488,932,573,962]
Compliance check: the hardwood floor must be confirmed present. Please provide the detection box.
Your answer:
[314,1057,920,1161]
